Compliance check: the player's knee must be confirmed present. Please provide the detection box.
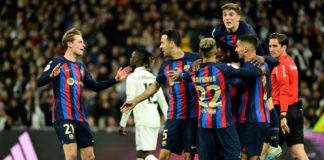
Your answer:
[158,150,171,160]
[183,152,194,160]
[290,145,308,160]
[292,152,308,160]
[66,152,77,160]
[158,154,168,160]
[81,153,95,160]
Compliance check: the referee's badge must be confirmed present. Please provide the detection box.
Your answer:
[67,78,75,85]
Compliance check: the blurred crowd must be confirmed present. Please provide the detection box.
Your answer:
[0,0,323,131]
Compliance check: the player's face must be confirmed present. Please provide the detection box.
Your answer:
[222,9,240,31]
[235,40,245,59]
[160,35,172,57]
[70,35,85,56]
[269,39,285,58]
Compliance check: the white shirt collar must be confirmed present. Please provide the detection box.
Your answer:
[134,66,146,72]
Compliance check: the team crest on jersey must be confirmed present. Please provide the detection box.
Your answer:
[184,65,191,71]
[67,78,75,85]
[80,69,85,77]
[69,134,74,140]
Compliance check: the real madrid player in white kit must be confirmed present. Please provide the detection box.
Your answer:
[119,48,168,160]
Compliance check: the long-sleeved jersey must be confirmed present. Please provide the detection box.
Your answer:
[182,62,261,128]
[271,54,298,112]
[238,62,271,124]
[37,56,118,122]
[156,52,200,120]
[119,67,168,128]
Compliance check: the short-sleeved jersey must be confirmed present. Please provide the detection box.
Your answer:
[37,56,117,123]
[212,21,264,55]
[120,67,168,128]
[238,62,271,124]
[271,54,298,112]
[156,52,200,120]
[191,62,261,129]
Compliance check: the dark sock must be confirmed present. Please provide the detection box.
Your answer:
[269,109,279,147]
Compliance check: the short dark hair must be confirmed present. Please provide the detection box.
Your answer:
[268,33,289,47]
[161,29,181,47]
[134,47,152,67]
[222,3,242,15]
[237,34,258,50]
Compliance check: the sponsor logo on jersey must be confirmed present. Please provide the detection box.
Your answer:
[67,78,75,85]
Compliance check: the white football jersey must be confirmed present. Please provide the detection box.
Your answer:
[120,67,167,127]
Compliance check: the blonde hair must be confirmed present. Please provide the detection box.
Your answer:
[61,27,82,49]
[199,38,217,58]
[221,3,242,15]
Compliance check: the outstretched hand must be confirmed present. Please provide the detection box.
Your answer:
[50,63,62,78]
[115,66,132,81]
[120,100,137,113]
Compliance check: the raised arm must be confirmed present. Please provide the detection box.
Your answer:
[156,88,168,120]
[224,64,262,78]
[37,60,62,87]
[120,81,161,113]
[251,55,279,68]
[84,66,132,92]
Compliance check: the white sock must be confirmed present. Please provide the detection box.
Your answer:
[145,154,158,160]
[137,158,144,160]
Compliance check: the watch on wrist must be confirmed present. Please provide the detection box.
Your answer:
[280,115,286,120]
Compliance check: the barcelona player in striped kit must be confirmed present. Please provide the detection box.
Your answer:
[37,28,132,160]
[234,35,272,160]
[171,37,264,160]
[212,3,281,158]
[121,29,200,160]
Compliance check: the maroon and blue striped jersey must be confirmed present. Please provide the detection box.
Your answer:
[188,62,261,129]
[37,56,118,123]
[238,62,271,124]
[156,52,200,120]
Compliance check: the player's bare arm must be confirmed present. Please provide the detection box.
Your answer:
[120,81,161,112]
